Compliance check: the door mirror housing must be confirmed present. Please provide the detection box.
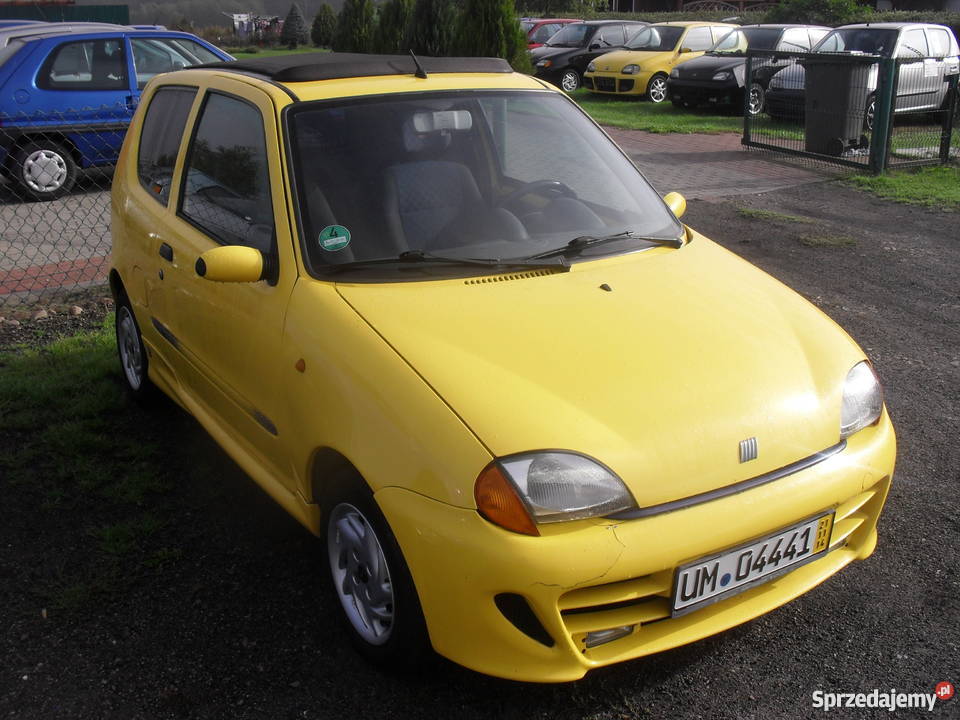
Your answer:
[663,191,686,218]
[195,245,267,283]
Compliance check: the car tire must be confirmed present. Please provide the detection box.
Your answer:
[11,140,77,201]
[325,474,430,669]
[646,73,669,104]
[864,94,876,132]
[747,83,765,116]
[560,69,581,93]
[115,292,156,402]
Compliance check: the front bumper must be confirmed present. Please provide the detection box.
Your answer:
[583,70,648,96]
[668,78,743,108]
[376,415,895,682]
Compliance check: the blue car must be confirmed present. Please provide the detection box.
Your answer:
[0,28,232,199]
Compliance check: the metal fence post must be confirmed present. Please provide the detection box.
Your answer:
[742,53,753,146]
[939,73,958,165]
[869,57,897,175]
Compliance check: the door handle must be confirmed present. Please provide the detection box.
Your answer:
[159,243,174,262]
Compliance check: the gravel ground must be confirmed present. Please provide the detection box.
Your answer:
[1,180,957,719]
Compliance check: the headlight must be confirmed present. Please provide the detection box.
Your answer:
[712,71,732,81]
[474,452,637,535]
[621,64,640,75]
[840,361,883,439]
[586,61,596,73]
[536,59,552,68]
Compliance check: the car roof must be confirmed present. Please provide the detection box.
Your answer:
[834,22,947,31]
[651,21,737,27]
[735,24,831,30]
[198,52,514,84]
[576,20,648,26]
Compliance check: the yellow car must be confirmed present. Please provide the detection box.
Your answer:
[110,53,895,682]
[584,21,738,102]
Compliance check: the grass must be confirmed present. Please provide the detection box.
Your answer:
[571,90,744,134]
[737,208,817,224]
[798,234,858,248]
[845,165,960,208]
[229,46,325,59]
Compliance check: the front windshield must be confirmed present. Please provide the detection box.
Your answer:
[814,28,898,56]
[625,26,685,51]
[546,23,592,47]
[711,27,782,53]
[520,21,534,33]
[288,90,682,277]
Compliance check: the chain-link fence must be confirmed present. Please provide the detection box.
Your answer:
[1,106,119,309]
[743,50,959,172]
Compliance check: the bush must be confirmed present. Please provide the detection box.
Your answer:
[332,0,376,52]
[373,0,415,54]
[311,3,337,48]
[454,0,531,72]
[280,3,310,48]
[764,0,864,26]
[408,0,458,56]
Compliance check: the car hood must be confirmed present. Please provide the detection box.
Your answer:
[590,49,672,71]
[673,54,745,79]
[769,63,805,90]
[336,232,863,509]
[530,45,578,61]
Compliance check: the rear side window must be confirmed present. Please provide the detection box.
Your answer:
[39,39,128,90]
[179,92,275,252]
[137,86,197,205]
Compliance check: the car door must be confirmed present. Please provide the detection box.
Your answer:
[150,77,299,490]
[895,28,936,111]
[924,27,959,108]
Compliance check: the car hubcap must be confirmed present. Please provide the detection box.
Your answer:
[748,84,764,115]
[22,149,67,193]
[866,101,875,131]
[561,72,578,92]
[328,503,394,645]
[649,78,667,103]
[117,307,144,391]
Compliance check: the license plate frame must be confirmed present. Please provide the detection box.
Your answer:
[671,512,834,617]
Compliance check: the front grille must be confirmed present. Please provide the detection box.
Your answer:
[594,76,616,92]
[555,477,888,659]
[619,79,634,92]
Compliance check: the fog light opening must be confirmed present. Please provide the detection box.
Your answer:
[584,625,635,649]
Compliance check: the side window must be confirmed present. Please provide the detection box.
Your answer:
[808,29,829,48]
[683,28,714,52]
[39,39,128,90]
[925,29,952,58]
[898,29,928,58]
[137,86,197,205]
[779,28,811,51]
[131,38,222,89]
[180,93,275,252]
[596,26,623,47]
[530,24,554,44]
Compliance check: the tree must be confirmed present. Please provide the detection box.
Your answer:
[281,3,310,48]
[765,0,866,26]
[408,0,457,57]
[372,0,415,54]
[454,0,531,73]
[333,0,376,52]
[311,3,337,48]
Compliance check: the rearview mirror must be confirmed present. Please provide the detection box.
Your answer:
[195,245,267,283]
[663,191,686,218]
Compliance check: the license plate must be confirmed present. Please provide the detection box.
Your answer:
[672,513,834,615]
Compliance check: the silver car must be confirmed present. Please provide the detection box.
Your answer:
[765,23,960,129]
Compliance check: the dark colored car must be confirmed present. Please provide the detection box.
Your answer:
[667,24,829,115]
[0,27,231,199]
[530,19,649,92]
[520,17,581,50]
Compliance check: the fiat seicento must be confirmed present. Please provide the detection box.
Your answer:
[109,53,895,682]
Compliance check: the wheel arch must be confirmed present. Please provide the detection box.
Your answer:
[3,131,82,171]
[308,446,369,506]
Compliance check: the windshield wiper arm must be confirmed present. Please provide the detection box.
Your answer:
[524,231,683,260]
[324,249,570,274]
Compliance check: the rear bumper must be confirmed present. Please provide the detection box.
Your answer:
[377,414,895,682]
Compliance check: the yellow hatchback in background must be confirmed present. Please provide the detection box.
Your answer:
[584,21,737,102]
[110,53,895,682]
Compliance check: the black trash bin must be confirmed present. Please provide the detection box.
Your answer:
[803,55,873,156]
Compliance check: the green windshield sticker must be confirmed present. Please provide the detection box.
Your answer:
[319,225,351,251]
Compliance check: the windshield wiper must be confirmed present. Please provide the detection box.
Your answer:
[524,231,683,260]
[324,249,570,274]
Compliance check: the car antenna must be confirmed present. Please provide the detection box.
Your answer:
[409,50,428,79]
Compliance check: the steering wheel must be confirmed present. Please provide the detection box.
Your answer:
[496,179,577,210]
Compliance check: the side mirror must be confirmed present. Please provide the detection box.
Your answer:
[663,191,686,218]
[195,245,267,283]
[589,42,600,50]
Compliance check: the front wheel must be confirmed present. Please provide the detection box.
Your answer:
[747,83,765,116]
[115,294,155,401]
[325,477,429,668]
[864,95,876,132]
[647,73,669,104]
[560,69,581,93]
[11,140,77,201]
